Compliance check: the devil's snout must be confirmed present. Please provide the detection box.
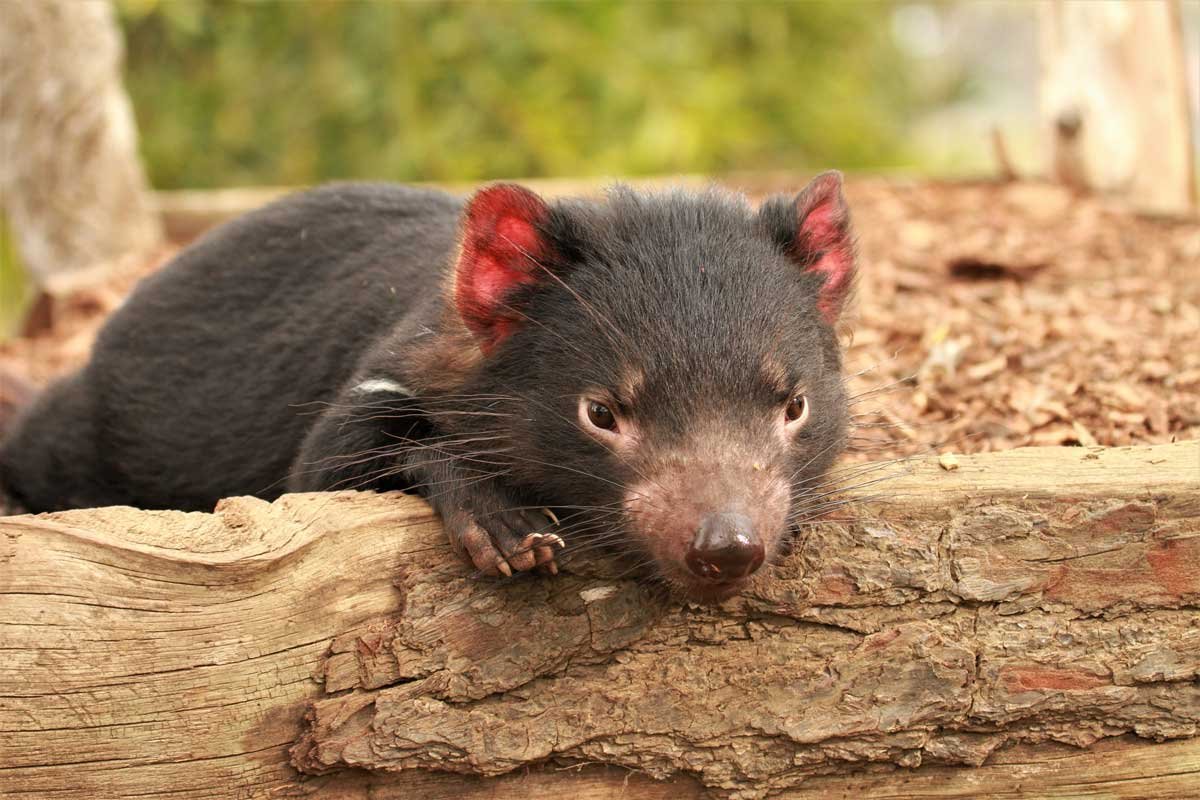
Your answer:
[623,459,789,600]
[685,512,765,582]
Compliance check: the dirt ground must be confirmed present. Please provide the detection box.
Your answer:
[2,177,1197,463]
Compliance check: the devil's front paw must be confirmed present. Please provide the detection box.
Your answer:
[440,498,563,578]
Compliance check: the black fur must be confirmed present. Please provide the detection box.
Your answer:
[0,180,853,597]
[1,184,460,510]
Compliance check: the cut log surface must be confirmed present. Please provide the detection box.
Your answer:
[1,443,1197,799]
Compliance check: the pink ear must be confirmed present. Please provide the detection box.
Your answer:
[454,184,551,351]
[792,171,855,323]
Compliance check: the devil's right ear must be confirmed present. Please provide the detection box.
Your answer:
[453,184,556,353]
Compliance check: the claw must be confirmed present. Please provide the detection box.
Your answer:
[534,532,565,549]
[496,558,513,577]
[527,530,564,575]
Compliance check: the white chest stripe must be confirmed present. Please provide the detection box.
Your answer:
[351,378,412,397]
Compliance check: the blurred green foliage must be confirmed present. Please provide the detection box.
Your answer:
[0,216,29,334]
[116,0,935,189]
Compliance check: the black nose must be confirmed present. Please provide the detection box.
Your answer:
[686,512,765,582]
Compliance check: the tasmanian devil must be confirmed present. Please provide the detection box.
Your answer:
[0,173,857,602]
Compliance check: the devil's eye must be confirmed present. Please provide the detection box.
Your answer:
[586,401,617,431]
[784,394,809,425]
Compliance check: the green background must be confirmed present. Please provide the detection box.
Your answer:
[2,0,967,331]
[117,0,949,188]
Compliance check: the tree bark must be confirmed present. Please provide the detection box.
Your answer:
[1,442,1197,798]
[0,0,162,291]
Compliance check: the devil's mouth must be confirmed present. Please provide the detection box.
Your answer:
[677,576,749,604]
[649,557,757,604]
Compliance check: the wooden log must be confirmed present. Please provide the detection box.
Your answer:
[154,175,710,242]
[1,442,1197,798]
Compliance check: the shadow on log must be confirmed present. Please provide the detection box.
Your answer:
[1,443,1197,798]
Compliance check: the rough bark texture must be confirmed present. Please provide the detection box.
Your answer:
[0,0,162,290]
[1,443,1197,799]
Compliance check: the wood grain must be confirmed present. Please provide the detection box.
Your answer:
[2,442,1197,798]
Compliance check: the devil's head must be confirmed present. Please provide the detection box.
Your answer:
[445,174,856,602]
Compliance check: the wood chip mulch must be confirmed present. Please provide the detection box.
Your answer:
[822,179,1198,463]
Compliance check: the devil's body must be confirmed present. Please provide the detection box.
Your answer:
[0,177,857,601]
[1,184,459,511]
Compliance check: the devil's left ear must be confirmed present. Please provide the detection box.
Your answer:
[758,170,856,323]
[453,183,556,352]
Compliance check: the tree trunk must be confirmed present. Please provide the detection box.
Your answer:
[1,442,1197,798]
[0,0,162,292]
[1037,0,1197,215]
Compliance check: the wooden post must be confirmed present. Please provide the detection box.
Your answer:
[0,0,162,292]
[1038,0,1196,215]
[1,443,1198,798]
